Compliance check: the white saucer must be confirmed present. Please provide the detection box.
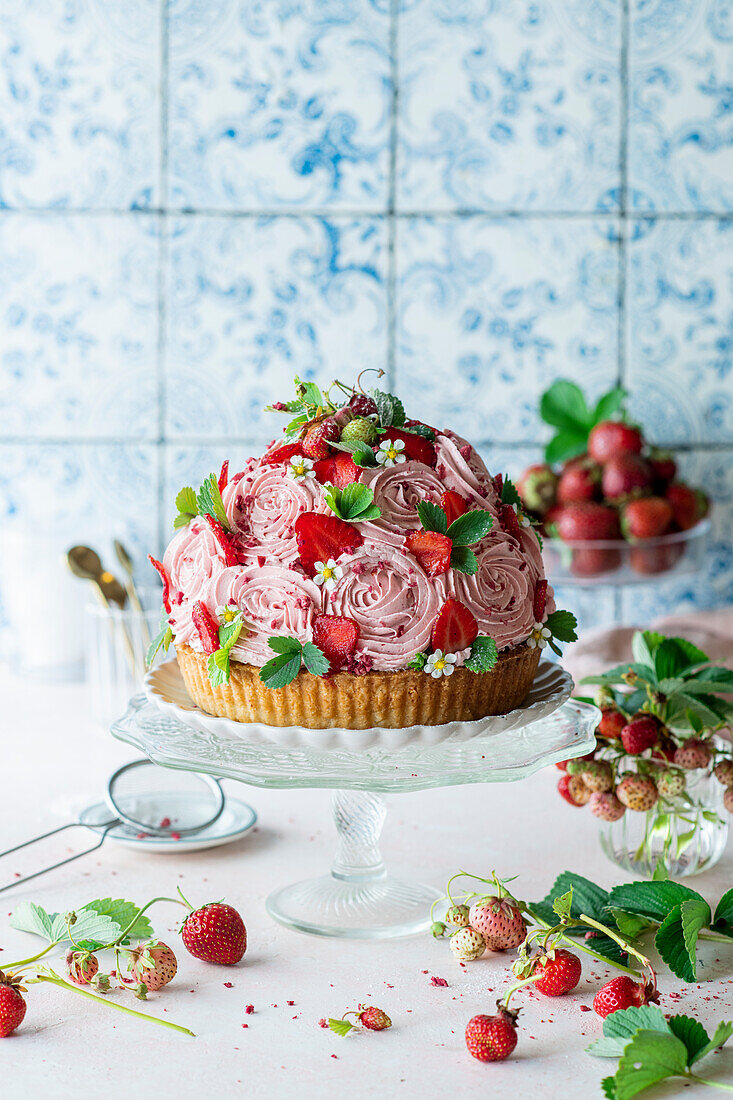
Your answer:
[78,793,257,852]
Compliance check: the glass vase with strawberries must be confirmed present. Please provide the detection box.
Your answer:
[517,380,711,584]
[555,630,733,878]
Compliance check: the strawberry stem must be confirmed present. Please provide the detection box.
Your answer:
[688,1077,733,1092]
[4,942,57,969]
[578,913,654,980]
[112,895,186,947]
[29,971,195,1036]
[521,906,641,978]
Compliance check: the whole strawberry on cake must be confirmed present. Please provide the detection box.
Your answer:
[148,375,577,729]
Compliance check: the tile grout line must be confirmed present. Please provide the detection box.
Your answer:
[1,207,731,220]
[614,0,631,627]
[385,0,399,392]
[156,0,171,556]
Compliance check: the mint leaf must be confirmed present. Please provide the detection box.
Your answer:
[540,379,591,431]
[407,652,427,670]
[328,1018,355,1037]
[465,636,498,673]
[545,609,578,643]
[610,1030,688,1099]
[174,486,199,528]
[370,388,405,429]
[259,651,303,690]
[197,473,229,529]
[449,545,478,575]
[500,476,522,507]
[608,881,705,924]
[713,888,733,935]
[545,428,589,464]
[447,509,494,546]
[267,636,304,656]
[146,617,174,668]
[655,898,711,982]
[668,1015,710,1065]
[689,1020,733,1065]
[302,642,329,677]
[79,898,154,948]
[207,647,232,688]
[332,439,377,467]
[219,616,243,651]
[593,387,627,424]
[326,482,381,522]
[416,501,447,534]
[587,1005,671,1058]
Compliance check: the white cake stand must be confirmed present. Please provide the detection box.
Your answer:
[111,663,598,939]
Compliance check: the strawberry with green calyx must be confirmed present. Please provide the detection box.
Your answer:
[445,904,470,928]
[65,949,99,987]
[601,453,653,501]
[592,974,657,1018]
[666,481,708,530]
[125,941,178,992]
[340,417,379,446]
[450,926,486,961]
[539,378,628,464]
[301,415,341,460]
[620,496,673,540]
[465,1004,520,1062]
[517,463,558,515]
[178,889,247,965]
[406,499,494,577]
[616,773,658,812]
[557,458,601,504]
[0,972,27,1037]
[328,1005,392,1035]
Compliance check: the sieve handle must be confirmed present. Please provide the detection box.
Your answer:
[0,821,118,895]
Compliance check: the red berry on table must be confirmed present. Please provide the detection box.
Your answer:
[404,529,452,577]
[601,454,653,501]
[301,416,340,460]
[616,773,658,811]
[593,975,655,1018]
[673,739,711,770]
[66,949,99,986]
[192,600,221,655]
[556,459,601,504]
[358,1006,392,1031]
[465,1005,519,1062]
[0,973,27,1038]
[554,501,620,541]
[312,614,360,670]
[182,902,247,965]
[665,482,706,531]
[517,464,558,515]
[620,496,673,540]
[597,707,626,739]
[558,774,591,807]
[128,941,178,992]
[621,715,660,755]
[431,598,478,652]
[588,421,643,463]
[531,948,582,996]
[440,489,468,527]
[313,451,361,488]
[589,791,626,821]
[379,427,436,467]
[294,513,364,577]
[468,897,526,951]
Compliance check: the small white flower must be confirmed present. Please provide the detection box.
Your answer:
[527,622,552,650]
[375,437,406,467]
[512,502,531,528]
[288,454,315,482]
[314,558,344,591]
[424,649,459,679]
[216,603,240,626]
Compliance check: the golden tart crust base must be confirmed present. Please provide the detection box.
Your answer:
[175,642,541,730]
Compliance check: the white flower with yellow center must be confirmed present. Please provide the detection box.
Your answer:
[288,454,316,482]
[527,622,552,649]
[512,502,531,528]
[375,437,406,467]
[216,603,240,626]
[424,649,458,679]
[314,558,344,591]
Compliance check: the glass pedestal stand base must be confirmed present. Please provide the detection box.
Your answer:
[112,687,599,939]
[266,790,442,938]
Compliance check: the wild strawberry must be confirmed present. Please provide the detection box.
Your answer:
[295,513,363,577]
[431,598,478,652]
[648,449,677,485]
[602,454,653,501]
[465,1005,519,1062]
[0,973,27,1038]
[714,759,733,787]
[616,773,658,811]
[665,482,705,530]
[66,949,99,986]
[518,464,558,515]
[440,489,468,527]
[621,715,660,755]
[128,941,178,992]
[340,417,378,446]
[531,949,582,996]
[593,975,656,1018]
[620,496,673,541]
[597,707,626,739]
[148,555,172,613]
[313,451,361,488]
[656,770,686,798]
[557,459,601,504]
[589,791,626,822]
[312,614,359,671]
[348,392,378,418]
[449,926,486,962]
[533,579,548,623]
[404,529,452,577]
[724,788,733,815]
[588,421,643,463]
[554,501,620,541]
[262,442,303,466]
[182,901,247,965]
[673,739,711,770]
[468,897,526,951]
[580,761,614,793]
[203,513,241,567]
[379,427,436,467]
[301,417,340,460]
[192,600,220,655]
[445,904,470,928]
[358,1006,391,1031]
[558,774,591,807]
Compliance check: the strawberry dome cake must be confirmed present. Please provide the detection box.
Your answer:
[148,376,576,729]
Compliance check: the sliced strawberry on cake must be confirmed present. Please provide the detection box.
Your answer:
[203,514,241,567]
[440,489,468,527]
[148,555,172,613]
[192,601,220,655]
[403,530,452,577]
[431,598,478,652]
[294,513,364,577]
[379,427,436,468]
[313,614,360,671]
[261,442,303,466]
[533,579,548,623]
[313,451,361,488]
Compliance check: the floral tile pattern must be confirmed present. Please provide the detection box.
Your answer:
[167,0,391,210]
[165,215,388,439]
[0,0,160,209]
[626,218,733,444]
[628,0,733,212]
[397,0,621,211]
[0,215,159,439]
[396,217,620,441]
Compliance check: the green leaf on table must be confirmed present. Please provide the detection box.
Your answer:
[610,908,655,939]
[465,636,498,674]
[712,887,733,936]
[689,1020,733,1065]
[328,1018,355,1037]
[607,880,705,924]
[447,510,494,546]
[77,898,154,948]
[668,1015,711,1065]
[609,1030,689,1099]
[532,872,610,924]
[197,473,229,529]
[10,902,55,942]
[654,898,711,982]
[11,901,123,948]
[449,545,478,575]
[416,501,447,534]
[587,1005,671,1059]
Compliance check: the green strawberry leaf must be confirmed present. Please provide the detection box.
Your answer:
[207,647,232,688]
[449,545,478,575]
[10,901,55,942]
[219,616,243,651]
[369,388,405,429]
[325,483,381,522]
[500,476,522,507]
[610,909,656,940]
[540,379,591,432]
[446,509,494,546]
[174,485,199,528]
[328,1018,355,1037]
[653,638,710,680]
[146,615,174,668]
[302,642,329,677]
[608,1030,689,1099]
[78,898,154,948]
[607,881,705,924]
[259,651,303,690]
[601,1077,617,1099]
[197,473,229,530]
[586,1005,671,1058]
[465,636,498,673]
[407,652,427,670]
[296,379,326,409]
[545,609,578,643]
[632,630,665,671]
[552,889,574,920]
[667,1015,710,1066]
[712,888,733,936]
[545,428,589,464]
[416,501,448,534]
[403,422,436,440]
[689,1020,733,1065]
[654,898,711,982]
[533,872,610,924]
[593,387,627,424]
[332,439,377,467]
[267,636,304,656]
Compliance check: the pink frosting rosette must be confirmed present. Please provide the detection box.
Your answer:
[222,462,328,564]
[163,517,229,645]
[358,462,448,547]
[202,564,323,666]
[434,430,498,506]
[323,542,445,671]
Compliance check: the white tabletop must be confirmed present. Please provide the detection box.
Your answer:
[1,668,731,1099]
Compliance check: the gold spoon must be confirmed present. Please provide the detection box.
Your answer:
[66,546,128,609]
[113,538,150,648]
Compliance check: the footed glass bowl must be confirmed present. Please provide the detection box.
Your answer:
[112,673,598,939]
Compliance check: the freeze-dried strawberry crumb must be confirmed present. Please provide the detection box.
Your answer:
[224,982,233,988]
[430,977,448,987]
[579,1005,591,1012]
[287,1000,295,1006]
[246,1005,254,1014]
[170,832,181,840]
[319,1019,328,1028]
[159,817,171,828]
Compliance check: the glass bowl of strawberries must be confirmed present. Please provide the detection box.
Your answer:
[517,381,711,585]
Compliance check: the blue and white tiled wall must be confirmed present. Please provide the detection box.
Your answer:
[1,0,732,639]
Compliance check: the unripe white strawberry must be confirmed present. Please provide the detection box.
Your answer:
[714,759,733,787]
[127,940,178,992]
[673,739,711,770]
[450,926,486,962]
[468,897,526,951]
[341,417,378,446]
[445,904,470,928]
[581,761,614,793]
[656,769,686,798]
[589,791,626,822]
[616,773,658,812]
